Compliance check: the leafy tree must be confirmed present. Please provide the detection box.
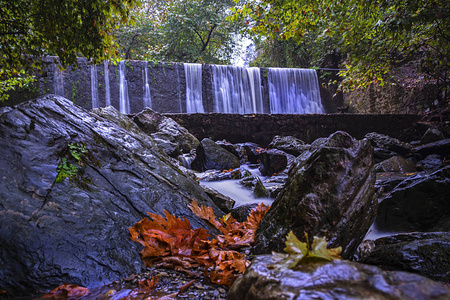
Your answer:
[117,0,244,64]
[232,0,449,103]
[0,0,140,101]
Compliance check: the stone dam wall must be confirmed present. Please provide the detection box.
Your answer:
[2,57,339,113]
[164,113,422,146]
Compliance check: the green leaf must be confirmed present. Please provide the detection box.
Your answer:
[272,231,342,269]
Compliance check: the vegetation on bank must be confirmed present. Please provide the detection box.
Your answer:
[231,0,449,103]
[0,0,139,101]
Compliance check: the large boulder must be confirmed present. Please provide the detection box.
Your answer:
[268,135,310,156]
[365,132,412,156]
[374,166,450,232]
[0,95,223,297]
[191,138,240,172]
[374,156,416,173]
[356,232,450,282]
[132,108,200,157]
[413,139,450,159]
[202,186,236,213]
[253,131,376,258]
[421,127,445,145]
[258,149,289,176]
[227,255,450,300]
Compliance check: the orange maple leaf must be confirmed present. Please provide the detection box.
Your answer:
[41,284,89,299]
[129,201,270,286]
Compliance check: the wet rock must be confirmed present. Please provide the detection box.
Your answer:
[421,127,445,144]
[265,184,284,199]
[417,154,444,171]
[356,232,450,283]
[258,149,288,176]
[202,186,236,213]
[200,169,242,182]
[374,166,450,233]
[413,139,450,159]
[374,156,416,173]
[365,132,412,156]
[228,255,450,300]
[191,138,240,172]
[238,175,268,198]
[237,142,263,164]
[253,176,268,198]
[239,175,257,189]
[373,147,401,163]
[215,140,240,159]
[253,131,376,259]
[231,203,259,222]
[268,135,310,156]
[132,108,200,157]
[375,173,417,200]
[0,95,223,297]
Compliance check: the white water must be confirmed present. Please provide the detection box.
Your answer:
[200,164,274,207]
[211,65,263,114]
[90,65,99,109]
[104,61,111,106]
[201,180,273,207]
[54,64,64,96]
[119,61,130,114]
[175,64,183,113]
[143,62,152,109]
[184,63,204,113]
[268,68,324,114]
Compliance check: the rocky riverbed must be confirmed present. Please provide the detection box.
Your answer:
[1,95,449,299]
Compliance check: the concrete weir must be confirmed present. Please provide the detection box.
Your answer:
[165,113,421,146]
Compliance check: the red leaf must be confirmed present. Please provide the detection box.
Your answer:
[41,284,89,299]
[179,279,196,293]
[138,276,158,292]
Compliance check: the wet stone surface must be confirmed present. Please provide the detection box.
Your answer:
[32,267,229,299]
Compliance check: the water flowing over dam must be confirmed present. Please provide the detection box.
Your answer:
[35,57,325,115]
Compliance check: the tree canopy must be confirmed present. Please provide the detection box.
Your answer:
[116,0,244,64]
[0,0,139,101]
[232,0,449,101]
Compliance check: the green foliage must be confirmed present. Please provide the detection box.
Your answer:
[55,142,88,183]
[68,143,88,164]
[0,70,36,101]
[0,0,140,101]
[270,231,342,269]
[116,0,245,64]
[55,157,79,183]
[232,0,450,101]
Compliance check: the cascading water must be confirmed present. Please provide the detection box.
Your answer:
[143,62,152,109]
[184,63,204,113]
[211,65,263,114]
[175,64,183,113]
[90,65,99,109]
[268,68,324,114]
[46,58,325,115]
[119,61,130,114]
[54,64,64,96]
[104,61,111,107]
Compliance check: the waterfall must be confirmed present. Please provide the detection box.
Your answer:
[268,68,324,114]
[175,64,183,113]
[90,65,99,109]
[119,61,130,114]
[54,64,64,96]
[184,63,204,113]
[143,62,152,109]
[211,65,263,114]
[104,61,111,107]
